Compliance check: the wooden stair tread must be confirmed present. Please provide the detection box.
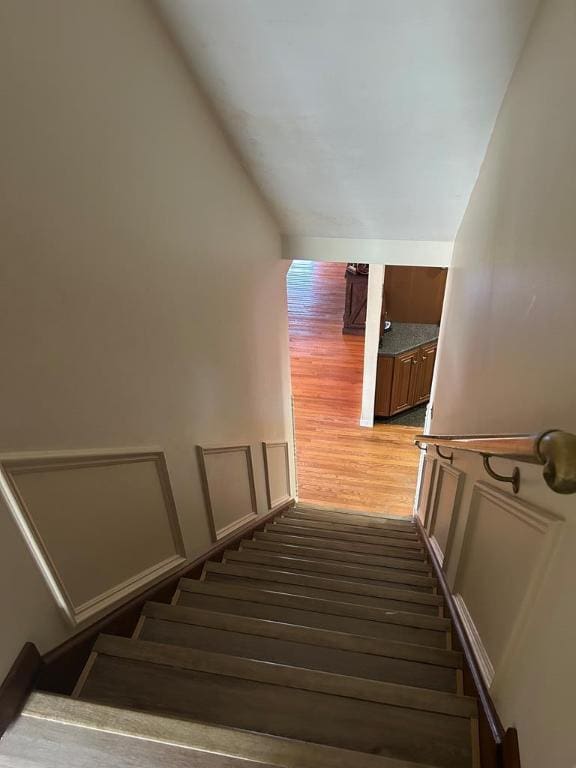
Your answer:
[293,505,415,530]
[203,562,443,616]
[76,637,475,766]
[261,528,427,560]
[242,538,432,573]
[285,509,420,535]
[88,636,476,717]
[269,522,424,551]
[141,602,460,668]
[137,603,459,693]
[281,512,421,541]
[204,575,441,617]
[253,531,432,568]
[228,549,437,590]
[138,618,457,693]
[13,692,437,768]
[177,579,450,648]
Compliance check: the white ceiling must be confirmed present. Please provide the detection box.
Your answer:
[157,0,538,241]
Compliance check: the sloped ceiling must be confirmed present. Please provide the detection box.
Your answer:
[156,0,539,241]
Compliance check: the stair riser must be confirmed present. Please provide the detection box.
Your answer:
[139,618,457,692]
[281,514,420,541]
[204,563,442,608]
[262,529,427,560]
[226,552,435,592]
[205,573,441,616]
[242,539,432,574]
[269,523,424,552]
[253,533,431,568]
[292,506,415,532]
[176,591,449,648]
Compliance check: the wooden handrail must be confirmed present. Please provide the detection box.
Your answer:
[415,429,576,494]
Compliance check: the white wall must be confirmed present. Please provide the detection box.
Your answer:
[428,1,576,765]
[0,0,292,678]
[284,236,453,266]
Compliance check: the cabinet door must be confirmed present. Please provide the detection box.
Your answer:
[390,350,419,415]
[413,342,437,405]
[343,273,368,332]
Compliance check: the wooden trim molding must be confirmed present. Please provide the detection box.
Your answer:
[0,449,186,626]
[196,444,258,541]
[35,498,294,696]
[418,454,437,530]
[427,462,464,568]
[0,643,42,738]
[454,482,563,693]
[415,515,521,768]
[262,441,292,511]
[452,593,495,687]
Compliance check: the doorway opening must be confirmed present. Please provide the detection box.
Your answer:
[287,261,446,516]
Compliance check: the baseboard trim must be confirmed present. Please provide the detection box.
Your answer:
[0,643,42,738]
[415,516,521,768]
[429,535,445,566]
[453,593,495,688]
[35,498,295,696]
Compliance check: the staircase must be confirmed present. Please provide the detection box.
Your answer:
[0,503,479,768]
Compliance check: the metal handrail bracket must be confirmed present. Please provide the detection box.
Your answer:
[414,429,576,494]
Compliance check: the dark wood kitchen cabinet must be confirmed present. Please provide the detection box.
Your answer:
[413,341,437,406]
[375,340,438,418]
[389,350,420,415]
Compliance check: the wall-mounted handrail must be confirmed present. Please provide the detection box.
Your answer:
[414,429,576,494]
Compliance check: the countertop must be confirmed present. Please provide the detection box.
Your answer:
[378,323,439,357]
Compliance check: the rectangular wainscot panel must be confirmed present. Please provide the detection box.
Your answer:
[1,450,186,625]
[416,453,437,527]
[428,463,464,567]
[453,482,564,686]
[262,441,291,511]
[197,445,258,541]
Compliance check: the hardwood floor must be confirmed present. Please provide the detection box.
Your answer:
[287,260,421,516]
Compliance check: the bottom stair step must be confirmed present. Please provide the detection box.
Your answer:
[76,635,476,768]
[0,692,438,768]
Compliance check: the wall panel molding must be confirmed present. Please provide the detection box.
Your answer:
[416,453,437,528]
[427,462,464,567]
[262,441,291,511]
[197,444,258,541]
[454,481,564,689]
[0,449,186,626]
[453,593,495,687]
